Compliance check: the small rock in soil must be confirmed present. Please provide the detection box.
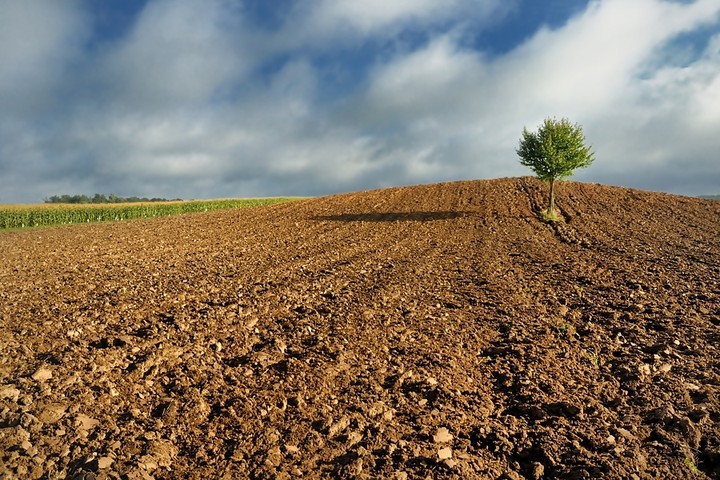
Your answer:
[433,427,453,443]
[31,367,52,381]
[437,447,453,460]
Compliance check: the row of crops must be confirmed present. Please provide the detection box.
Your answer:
[0,198,298,230]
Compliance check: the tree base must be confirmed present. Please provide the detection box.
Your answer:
[539,209,562,223]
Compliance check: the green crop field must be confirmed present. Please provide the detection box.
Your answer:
[0,198,299,230]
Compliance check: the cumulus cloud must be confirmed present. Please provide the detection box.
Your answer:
[0,0,719,202]
[97,0,254,109]
[500,0,720,115]
[587,29,720,193]
[0,0,88,112]
[295,0,511,41]
[344,0,720,192]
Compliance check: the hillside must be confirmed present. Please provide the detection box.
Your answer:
[1,177,719,479]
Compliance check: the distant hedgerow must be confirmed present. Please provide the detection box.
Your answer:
[44,194,182,204]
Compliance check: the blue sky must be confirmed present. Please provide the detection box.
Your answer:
[1,0,719,203]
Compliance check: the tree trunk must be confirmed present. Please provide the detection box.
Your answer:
[548,177,555,214]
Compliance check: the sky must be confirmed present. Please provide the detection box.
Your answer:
[1,0,719,203]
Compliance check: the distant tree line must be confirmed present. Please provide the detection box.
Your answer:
[700,195,720,201]
[44,194,182,204]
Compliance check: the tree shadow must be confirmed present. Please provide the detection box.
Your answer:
[313,211,473,222]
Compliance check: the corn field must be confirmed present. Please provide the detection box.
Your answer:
[0,198,297,230]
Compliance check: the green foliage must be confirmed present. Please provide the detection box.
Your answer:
[586,351,600,367]
[0,198,298,230]
[517,117,594,216]
[684,457,707,477]
[517,117,594,181]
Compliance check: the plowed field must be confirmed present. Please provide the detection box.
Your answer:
[1,177,719,480]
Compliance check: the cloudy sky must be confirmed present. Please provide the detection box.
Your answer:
[1,0,719,203]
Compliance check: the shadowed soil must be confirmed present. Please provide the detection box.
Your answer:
[1,177,719,479]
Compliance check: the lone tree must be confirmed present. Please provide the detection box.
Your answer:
[517,117,594,219]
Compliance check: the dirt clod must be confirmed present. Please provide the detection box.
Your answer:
[438,447,453,460]
[433,427,454,444]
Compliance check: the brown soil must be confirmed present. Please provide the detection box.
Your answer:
[1,177,719,480]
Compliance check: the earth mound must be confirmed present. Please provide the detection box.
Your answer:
[1,177,719,479]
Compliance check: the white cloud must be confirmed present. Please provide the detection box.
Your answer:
[686,34,720,124]
[0,0,88,112]
[344,0,720,192]
[1,0,719,202]
[286,0,514,47]
[585,28,720,193]
[364,35,484,120]
[99,0,253,108]
[497,0,720,116]
[311,0,487,34]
